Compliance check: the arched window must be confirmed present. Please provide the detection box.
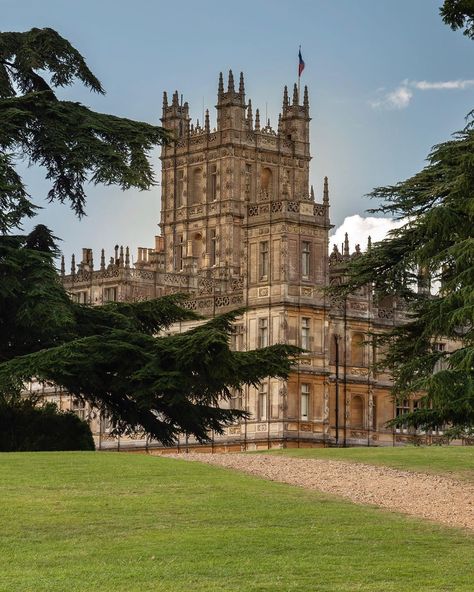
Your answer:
[191,168,203,204]
[192,233,203,260]
[351,333,365,366]
[351,396,364,428]
[260,167,273,193]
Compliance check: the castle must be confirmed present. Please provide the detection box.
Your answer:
[38,71,447,450]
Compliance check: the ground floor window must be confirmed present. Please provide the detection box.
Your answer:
[300,383,310,420]
[395,400,411,433]
[258,384,268,421]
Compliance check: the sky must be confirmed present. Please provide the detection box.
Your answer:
[3,0,474,263]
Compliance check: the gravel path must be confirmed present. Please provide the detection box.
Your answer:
[169,453,474,531]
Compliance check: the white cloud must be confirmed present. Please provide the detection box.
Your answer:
[370,85,413,110]
[412,79,474,90]
[329,215,405,253]
[370,78,474,110]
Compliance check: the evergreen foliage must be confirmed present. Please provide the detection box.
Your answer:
[0,28,169,230]
[331,117,474,434]
[0,28,298,445]
[330,1,474,434]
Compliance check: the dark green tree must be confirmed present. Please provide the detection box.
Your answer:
[331,4,474,434]
[333,130,473,433]
[0,28,298,445]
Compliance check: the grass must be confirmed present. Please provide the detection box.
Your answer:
[266,446,474,481]
[0,452,473,592]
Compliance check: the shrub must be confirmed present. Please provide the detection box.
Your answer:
[0,399,95,451]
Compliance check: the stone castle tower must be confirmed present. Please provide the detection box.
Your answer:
[57,71,443,450]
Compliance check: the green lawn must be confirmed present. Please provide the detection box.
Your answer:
[266,446,474,481]
[0,452,472,592]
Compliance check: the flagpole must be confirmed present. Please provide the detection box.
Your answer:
[298,45,301,100]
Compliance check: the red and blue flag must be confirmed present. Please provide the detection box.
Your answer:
[298,47,305,77]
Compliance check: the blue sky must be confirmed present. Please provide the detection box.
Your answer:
[3,0,474,262]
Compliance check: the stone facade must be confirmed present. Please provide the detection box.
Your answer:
[54,72,450,451]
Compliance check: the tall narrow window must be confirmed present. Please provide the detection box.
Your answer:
[301,317,310,350]
[351,396,364,428]
[192,233,202,262]
[245,163,252,198]
[259,241,269,279]
[302,241,311,278]
[258,318,268,348]
[176,169,184,206]
[176,235,184,271]
[231,324,244,351]
[209,163,217,201]
[433,342,446,373]
[230,389,243,411]
[260,167,272,194]
[301,384,310,419]
[209,229,217,266]
[351,333,365,366]
[258,383,268,420]
[191,168,203,204]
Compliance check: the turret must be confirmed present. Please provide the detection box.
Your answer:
[279,82,311,156]
[160,89,190,140]
[216,69,247,131]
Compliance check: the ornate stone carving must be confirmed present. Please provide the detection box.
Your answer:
[351,367,369,377]
[287,201,299,213]
[215,295,230,307]
[350,301,368,312]
[350,430,368,439]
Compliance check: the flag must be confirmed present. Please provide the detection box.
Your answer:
[298,47,305,77]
